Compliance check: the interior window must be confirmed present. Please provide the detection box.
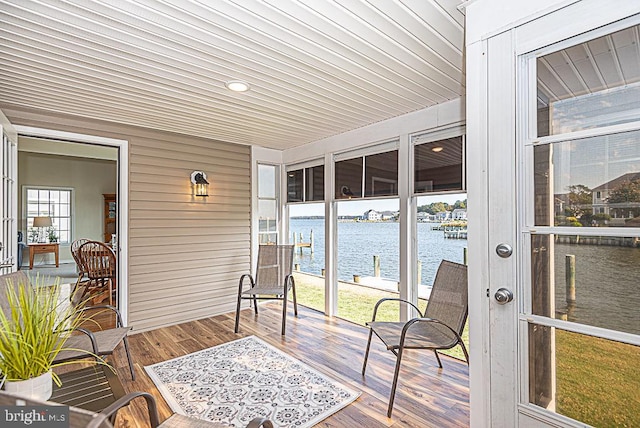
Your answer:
[25,188,71,244]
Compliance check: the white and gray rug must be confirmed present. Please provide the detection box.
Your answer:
[145,336,360,428]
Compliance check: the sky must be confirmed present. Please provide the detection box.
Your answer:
[289,192,467,217]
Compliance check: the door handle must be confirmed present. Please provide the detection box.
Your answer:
[494,288,514,304]
[496,243,512,258]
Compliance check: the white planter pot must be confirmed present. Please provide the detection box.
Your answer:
[3,370,53,401]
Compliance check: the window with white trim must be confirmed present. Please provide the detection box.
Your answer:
[25,187,72,243]
[257,164,278,244]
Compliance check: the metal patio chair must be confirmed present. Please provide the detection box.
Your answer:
[234,244,297,335]
[362,260,469,417]
[0,270,136,381]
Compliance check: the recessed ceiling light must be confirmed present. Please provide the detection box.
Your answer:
[432,146,444,152]
[225,80,250,92]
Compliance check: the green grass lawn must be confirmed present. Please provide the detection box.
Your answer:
[555,329,640,427]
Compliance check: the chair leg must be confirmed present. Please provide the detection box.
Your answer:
[460,341,470,364]
[291,279,298,316]
[387,347,405,418]
[281,294,288,335]
[123,336,136,381]
[108,278,114,307]
[433,350,443,368]
[234,294,242,334]
[253,295,259,314]
[362,328,374,375]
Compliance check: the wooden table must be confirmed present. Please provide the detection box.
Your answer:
[29,242,59,269]
[51,366,125,413]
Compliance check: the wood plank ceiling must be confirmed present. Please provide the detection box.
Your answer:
[0,0,465,150]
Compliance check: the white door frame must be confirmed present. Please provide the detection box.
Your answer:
[467,1,640,426]
[13,126,130,325]
[0,111,18,273]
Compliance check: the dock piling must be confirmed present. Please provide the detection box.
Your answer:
[566,254,576,304]
[374,255,380,277]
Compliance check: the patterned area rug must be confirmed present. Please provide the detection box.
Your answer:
[144,336,360,427]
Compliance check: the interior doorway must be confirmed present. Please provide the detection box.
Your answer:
[14,126,130,324]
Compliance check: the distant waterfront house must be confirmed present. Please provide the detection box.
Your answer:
[364,209,382,221]
[380,211,397,220]
[452,209,467,220]
[591,172,640,217]
[436,211,452,221]
[417,212,437,222]
[363,210,396,221]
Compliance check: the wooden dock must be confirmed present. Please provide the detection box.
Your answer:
[292,230,314,253]
[444,228,468,239]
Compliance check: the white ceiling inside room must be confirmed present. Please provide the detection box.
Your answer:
[0,0,466,150]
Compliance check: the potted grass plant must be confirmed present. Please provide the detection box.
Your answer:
[0,276,100,400]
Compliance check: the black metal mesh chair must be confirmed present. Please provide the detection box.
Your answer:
[234,245,297,335]
[362,260,469,417]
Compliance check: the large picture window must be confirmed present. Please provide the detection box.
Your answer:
[25,187,72,243]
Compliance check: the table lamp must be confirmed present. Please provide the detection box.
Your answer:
[33,216,52,243]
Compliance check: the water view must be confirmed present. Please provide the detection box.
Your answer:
[290,218,640,335]
[290,218,467,286]
[553,241,640,335]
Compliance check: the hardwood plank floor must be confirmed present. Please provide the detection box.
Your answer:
[104,303,469,427]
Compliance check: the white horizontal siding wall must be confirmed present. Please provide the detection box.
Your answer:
[3,106,251,332]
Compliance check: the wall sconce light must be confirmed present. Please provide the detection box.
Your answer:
[190,171,209,197]
[340,185,354,199]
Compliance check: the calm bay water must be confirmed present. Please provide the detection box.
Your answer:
[290,218,467,286]
[554,242,640,335]
[290,218,640,334]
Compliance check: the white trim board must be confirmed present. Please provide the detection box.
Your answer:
[14,125,130,326]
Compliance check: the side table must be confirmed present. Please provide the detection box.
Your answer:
[51,366,125,413]
[28,242,59,269]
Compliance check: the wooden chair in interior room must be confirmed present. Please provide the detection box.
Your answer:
[78,240,117,307]
[361,260,469,417]
[70,238,92,301]
[0,270,136,381]
[234,244,297,335]
[0,390,274,428]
